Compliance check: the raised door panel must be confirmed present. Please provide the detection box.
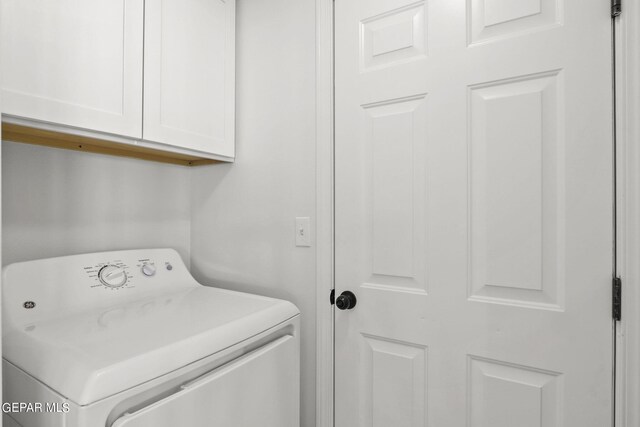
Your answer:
[143,0,235,158]
[468,356,562,427]
[363,95,428,293]
[468,71,564,310]
[0,0,143,138]
[360,335,427,427]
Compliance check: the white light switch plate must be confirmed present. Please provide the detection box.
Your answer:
[295,217,311,247]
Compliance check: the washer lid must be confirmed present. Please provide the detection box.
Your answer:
[3,285,299,406]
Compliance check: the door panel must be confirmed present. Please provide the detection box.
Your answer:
[364,95,428,292]
[360,335,427,427]
[469,71,563,308]
[468,356,561,427]
[468,0,561,44]
[0,0,143,138]
[335,0,612,425]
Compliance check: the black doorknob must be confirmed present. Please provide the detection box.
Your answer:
[335,291,357,310]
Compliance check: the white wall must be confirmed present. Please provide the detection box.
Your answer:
[190,0,317,426]
[2,142,191,266]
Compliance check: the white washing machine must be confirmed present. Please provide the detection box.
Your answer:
[1,248,300,427]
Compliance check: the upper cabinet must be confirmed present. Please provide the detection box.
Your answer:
[143,0,235,158]
[1,0,144,138]
[1,0,235,163]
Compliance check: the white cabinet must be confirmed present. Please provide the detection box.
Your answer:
[0,0,144,138]
[1,0,235,162]
[143,0,235,158]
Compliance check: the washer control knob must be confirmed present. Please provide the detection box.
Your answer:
[141,263,156,277]
[98,265,127,288]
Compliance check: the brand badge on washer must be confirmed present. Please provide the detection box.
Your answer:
[23,301,36,309]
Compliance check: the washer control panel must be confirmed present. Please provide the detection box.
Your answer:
[3,248,195,326]
[81,253,178,291]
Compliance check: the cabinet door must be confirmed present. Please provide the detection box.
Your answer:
[1,0,144,138]
[143,0,235,158]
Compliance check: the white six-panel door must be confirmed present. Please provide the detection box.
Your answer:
[335,0,613,426]
[0,0,144,138]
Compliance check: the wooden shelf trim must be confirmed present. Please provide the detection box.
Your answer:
[1,123,220,167]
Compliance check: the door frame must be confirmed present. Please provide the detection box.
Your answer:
[315,0,334,426]
[616,1,640,426]
[315,1,636,426]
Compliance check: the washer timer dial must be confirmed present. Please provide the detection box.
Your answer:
[98,265,128,288]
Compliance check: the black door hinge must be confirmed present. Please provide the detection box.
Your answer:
[613,277,622,321]
[330,289,335,305]
[612,0,622,17]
